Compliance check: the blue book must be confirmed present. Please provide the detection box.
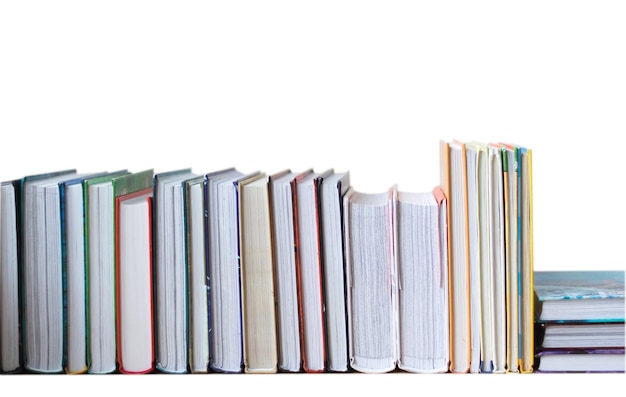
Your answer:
[534,270,625,323]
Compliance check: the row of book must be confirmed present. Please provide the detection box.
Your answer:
[0,140,540,374]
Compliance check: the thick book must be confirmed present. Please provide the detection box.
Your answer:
[153,169,198,373]
[534,270,625,323]
[83,170,131,374]
[21,169,78,373]
[318,170,350,372]
[1,181,21,373]
[205,168,249,373]
[115,182,154,374]
[343,186,398,373]
[292,169,328,373]
[237,172,279,373]
[439,140,470,373]
[268,170,302,372]
[184,175,210,373]
[396,187,450,373]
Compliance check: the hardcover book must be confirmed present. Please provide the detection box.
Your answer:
[237,172,279,373]
[439,140,470,373]
[318,170,350,372]
[184,175,210,373]
[153,169,197,373]
[114,171,154,374]
[534,270,625,323]
[268,170,302,372]
[59,172,112,374]
[84,170,130,374]
[21,169,78,373]
[205,168,250,373]
[292,169,328,373]
[1,181,20,373]
[535,322,625,350]
[535,348,625,373]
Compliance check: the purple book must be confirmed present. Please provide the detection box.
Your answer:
[536,348,625,373]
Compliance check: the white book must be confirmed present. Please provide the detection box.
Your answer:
[344,186,398,373]
[488,144,506,373]
[294,170,327,372]
[396,188,449,373]
[22,170,78,373]
[86,179,118,374]
[154,169,197,373]
[117,190,154,374]
[1,181,20,373]
[269,170,301,372]
[465,144,483,373]
[205,168,246,373]
[318,171,350,372]
[184,176,210,374]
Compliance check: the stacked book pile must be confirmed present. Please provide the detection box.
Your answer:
[534,270,625,373]
[0,140,597,375]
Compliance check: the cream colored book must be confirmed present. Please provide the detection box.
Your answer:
[439,140,471,373]
[238,172,278,374]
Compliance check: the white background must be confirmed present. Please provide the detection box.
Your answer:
[1,0,624,394]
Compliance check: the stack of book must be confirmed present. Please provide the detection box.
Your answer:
[534,270,625,373]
